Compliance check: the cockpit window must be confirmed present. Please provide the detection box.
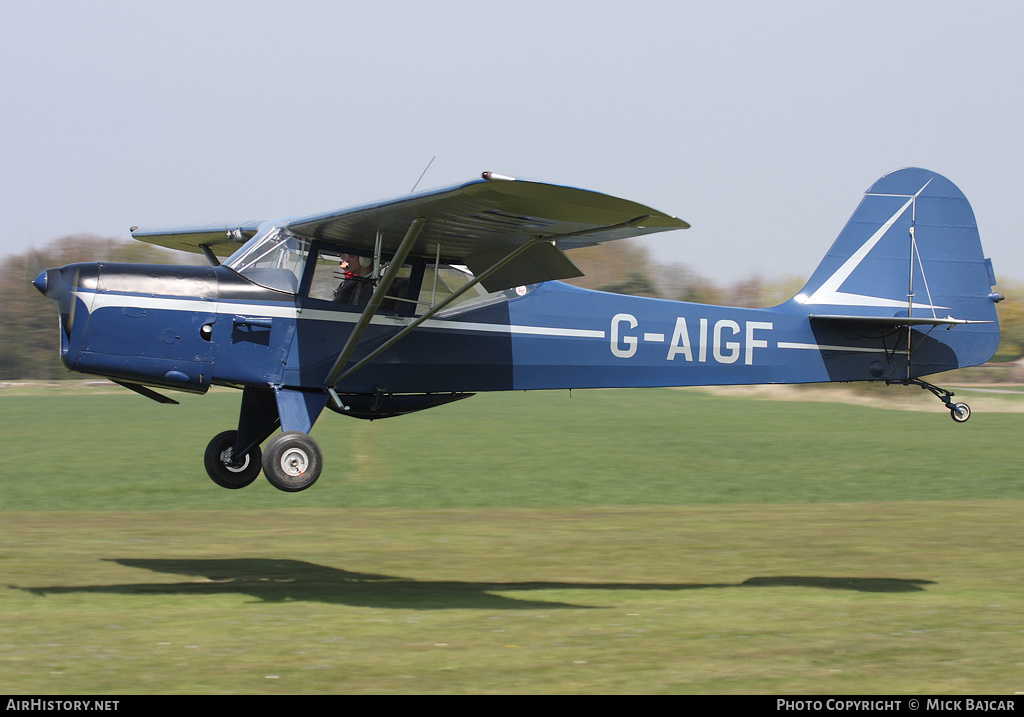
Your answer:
[304,244,534,314]
[224,227,310,294]
[309,250,383,307]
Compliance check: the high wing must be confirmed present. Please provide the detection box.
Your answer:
[284,174,688,257]
[131,174,689,290]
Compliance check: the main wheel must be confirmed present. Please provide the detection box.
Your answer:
[204,430,262,489]
[262,431,323,492]
[950,402,971,423]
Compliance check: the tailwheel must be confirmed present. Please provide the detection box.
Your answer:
[263,431,323,492]
[950,402,971,423]
[204,430,262,489]
[895,378,972,424]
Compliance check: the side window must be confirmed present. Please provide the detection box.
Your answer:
[418,265,491,311]
[309,250,374,304]
[307,248,414,313]
[304,247,525,315]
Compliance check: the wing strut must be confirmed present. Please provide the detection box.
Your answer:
[326,235,551,407]
[324,214,657,407]
[324,214,657,408]
[322,217,426,390]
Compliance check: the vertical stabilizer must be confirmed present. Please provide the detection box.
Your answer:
[788,168,1000,371]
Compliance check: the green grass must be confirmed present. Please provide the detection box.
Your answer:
[3,385,1023,509]
[1,384,1023,693]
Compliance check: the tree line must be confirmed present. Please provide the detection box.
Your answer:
[2,234,1021,381]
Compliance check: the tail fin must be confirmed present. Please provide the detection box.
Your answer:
[790,168,1001,373]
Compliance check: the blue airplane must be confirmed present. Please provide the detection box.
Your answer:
[33,168,1003,492]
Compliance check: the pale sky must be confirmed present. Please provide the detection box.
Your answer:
[2,0,1022,284]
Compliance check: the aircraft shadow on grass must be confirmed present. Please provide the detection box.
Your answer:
[15,559,936,609]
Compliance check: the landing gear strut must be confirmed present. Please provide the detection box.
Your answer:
[892,378,971,423]
[202,385,327,492]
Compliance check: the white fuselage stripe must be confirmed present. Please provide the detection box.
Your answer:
[79,290,607,339]
[778,341,905,354]
[80,291,901,353]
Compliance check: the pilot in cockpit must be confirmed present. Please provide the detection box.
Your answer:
[333,254,373,305]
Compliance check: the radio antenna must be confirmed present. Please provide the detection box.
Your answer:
[410,156,436,193]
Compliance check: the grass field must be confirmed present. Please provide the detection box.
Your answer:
[1,382,1023,694]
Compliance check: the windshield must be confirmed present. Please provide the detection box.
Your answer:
[224,226,310,294]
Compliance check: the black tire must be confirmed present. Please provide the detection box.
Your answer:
[950,402,971,423]
[204,430,262,489]
[262,431,323,492]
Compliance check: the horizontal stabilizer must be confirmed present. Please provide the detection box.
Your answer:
[809,314,993,327]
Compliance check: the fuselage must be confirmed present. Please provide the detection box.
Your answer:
[43,260,983,402]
